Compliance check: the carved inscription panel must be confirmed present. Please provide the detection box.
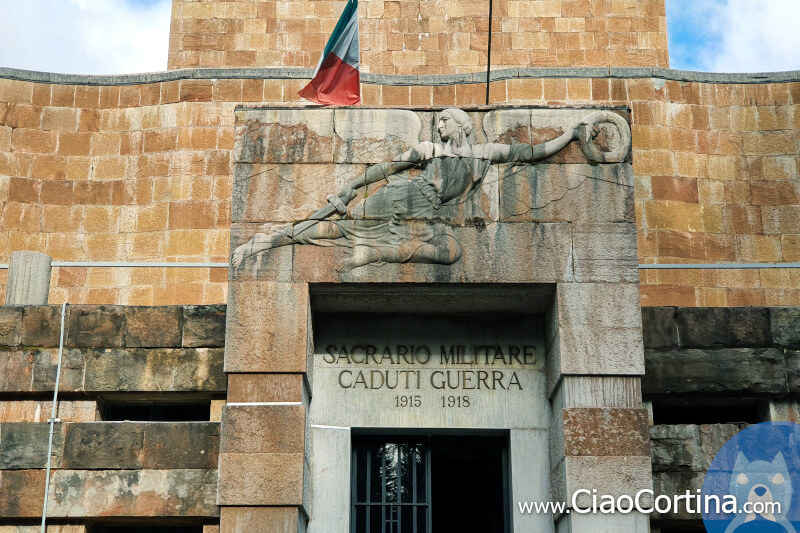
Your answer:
[309,313,549,429]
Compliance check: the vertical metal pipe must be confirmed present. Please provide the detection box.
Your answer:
[41,302,67,533]
[485,0,494,105]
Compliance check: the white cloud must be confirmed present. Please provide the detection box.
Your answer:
[680,0,800,72]
[0,0,171,74]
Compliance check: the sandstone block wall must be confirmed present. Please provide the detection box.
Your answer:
[0,305,226,527]
[0,70,798,306]
[168,0,669,73]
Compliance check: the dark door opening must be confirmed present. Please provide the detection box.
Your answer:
[431,436,507,533]
[352,434,508,533]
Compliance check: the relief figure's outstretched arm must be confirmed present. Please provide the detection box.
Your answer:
[486,127,579,164]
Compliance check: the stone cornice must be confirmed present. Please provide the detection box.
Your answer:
[1,66,799,86]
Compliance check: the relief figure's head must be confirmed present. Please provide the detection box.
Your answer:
[438,108,474,147]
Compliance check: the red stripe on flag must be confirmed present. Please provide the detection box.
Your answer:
[298,54,360,106]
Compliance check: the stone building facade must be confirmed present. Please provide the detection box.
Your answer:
[0,0,799,532]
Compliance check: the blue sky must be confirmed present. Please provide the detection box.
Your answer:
[0,0,799,74]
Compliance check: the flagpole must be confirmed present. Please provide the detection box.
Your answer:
[485,0,494,105]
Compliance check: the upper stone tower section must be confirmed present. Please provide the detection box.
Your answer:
[167,0,669,73]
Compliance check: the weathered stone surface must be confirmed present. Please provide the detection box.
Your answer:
[30,348,86,392]
[651,471,706,520]
[220,507,302,533]
[227,373,304,403]
[572,223,638,282]
[333,109,422,163]
[499,163,634,223]
[235,109,334,164]
[459,222,574,283]
[66,305,124,348]
[788,350,800,394]
[0,470,45,517]
[698,424,744,470]
[552,455,652,508]
[0,400,96,423]
[21,306,61,347]
[562,408,650,457]
[183,305,226,348]
[649,424,702,472]
[140,423,220,469]
[62,423,144,469]
[0,526,85,532]
[47,469,219,517]
[641,307,678,349]
[83,348,225,392]
[643,348,788,395]
[5,251,52,306]
[770,400,800,423]
[0,423,63,469]
[0,307,22,347]
[560,376,643,408]
[232,163,366,223]
[217,453,304,506]
[675,307,771,348]
[220,405,304,454]
[123,306,183,347]
[555,283,645,376]
[0,347,224,393]
[57,422,219,470]
[225,282,308,373]
[771,308,800,349]
[228,222,294,282]
[482,109,532,144]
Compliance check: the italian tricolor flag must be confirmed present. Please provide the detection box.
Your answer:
[298,0,360,105]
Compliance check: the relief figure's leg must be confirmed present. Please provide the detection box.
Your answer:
[231,221,344,268]
[408,234,462,265]
[337,245,382,273]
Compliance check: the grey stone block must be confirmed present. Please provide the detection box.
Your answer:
[66,305,125,348]
[787,350,800,394]
[0,307,22,347]
[21,306,62,347]
[0,423,63,469]
[571,223,638,282]
[62,423,144,469]
[641,307,678,349]
[643,348,788,395]
[499,163,634,224]
[183,305,226,348]
[83,348,225,392]
[649,424,702,472]
[123,306,183,348]
[676,307,771,348]
[141,422,220,469]
[771,308,800,349]
[652,471,706,520]
[459,222,574,283]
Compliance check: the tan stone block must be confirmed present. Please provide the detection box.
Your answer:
[57,132,91,156]
[743,130,797,155]
[0,79,34,104]
[91,155,126,180]
[0,470,45,516]
[218,453,304,506]
[11,128,57,153]
[41,107,79,132]
[180,80,214,102]
[164,229,207,256]
[225,281,308,373]
[220,507,301,533]
[78,108,100,132]
[783,235,800,261]
[50,85,75,107]
[227,373,305,403]
[221,405,305,454]
[90,132,121,155]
